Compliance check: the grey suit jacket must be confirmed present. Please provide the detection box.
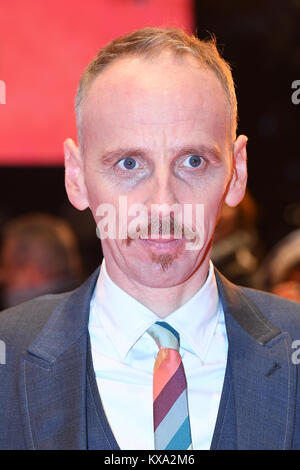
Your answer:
[1,267,300,450]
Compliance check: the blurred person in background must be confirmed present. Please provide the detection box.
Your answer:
[254,229,300,303]
[0,213,83,309]
[211,190,264,287]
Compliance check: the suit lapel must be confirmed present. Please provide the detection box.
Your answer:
[18,269,100,450]
[214,270,297,449]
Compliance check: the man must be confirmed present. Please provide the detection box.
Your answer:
[1,27,300,450]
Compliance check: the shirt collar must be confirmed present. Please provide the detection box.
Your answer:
[91,258,220,362]
[165,262,221,361]
[90,259,158,360]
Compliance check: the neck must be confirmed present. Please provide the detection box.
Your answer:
[104,256,211,318]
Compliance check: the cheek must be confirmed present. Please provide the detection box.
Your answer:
[84,171,116,215]
[187,176,227,210]
[185,179,228,236]
[203,186,227,223]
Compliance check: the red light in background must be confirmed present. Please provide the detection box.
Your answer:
[0,0,194,165]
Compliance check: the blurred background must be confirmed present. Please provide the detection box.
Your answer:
[0,0,299,309]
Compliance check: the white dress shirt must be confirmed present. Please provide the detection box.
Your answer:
[88,259,228,450]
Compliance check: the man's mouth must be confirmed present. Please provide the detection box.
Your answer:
[138,237,185,252]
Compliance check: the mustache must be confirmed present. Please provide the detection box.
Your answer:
[126,215,198,241]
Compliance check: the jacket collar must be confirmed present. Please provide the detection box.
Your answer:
[214,269,296,449]
[19,268,100,450]
[26,268,100,364]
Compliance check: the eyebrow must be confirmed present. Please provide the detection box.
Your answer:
[99,143,222,166]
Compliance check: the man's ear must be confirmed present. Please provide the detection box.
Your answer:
[64,138,89,210]
[225,134,248,207]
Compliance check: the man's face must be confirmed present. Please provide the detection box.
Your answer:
[65,51,247,288]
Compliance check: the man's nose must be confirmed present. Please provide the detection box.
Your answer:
[146,168,178,216]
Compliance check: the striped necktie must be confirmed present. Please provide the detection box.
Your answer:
[147,321,193,450]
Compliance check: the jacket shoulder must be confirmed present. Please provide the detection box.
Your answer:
[240,286,300,335]
[0,291,73,347]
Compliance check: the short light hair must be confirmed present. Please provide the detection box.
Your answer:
[75,27,238,153]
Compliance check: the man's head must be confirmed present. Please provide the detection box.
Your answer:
[64,27,247,288]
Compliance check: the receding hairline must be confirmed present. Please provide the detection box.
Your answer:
[75,27,238,152]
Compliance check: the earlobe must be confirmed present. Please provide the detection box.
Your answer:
[225,134,248,208]
[64,138,89,211]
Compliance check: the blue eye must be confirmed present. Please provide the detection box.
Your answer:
[182,155,203,168]
[117,157,139,170]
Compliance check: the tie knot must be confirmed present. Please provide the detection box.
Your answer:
[147,321,180,351]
